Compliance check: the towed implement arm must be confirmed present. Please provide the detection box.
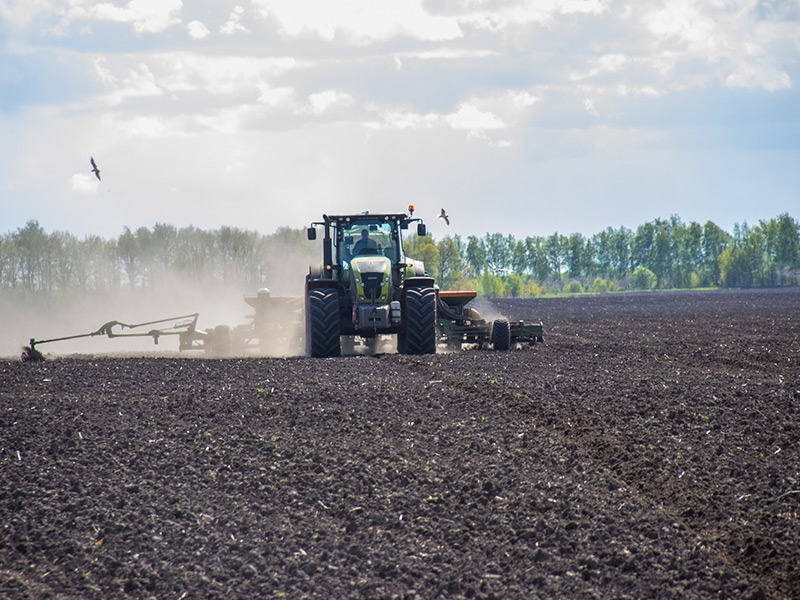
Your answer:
[22,313,201,361]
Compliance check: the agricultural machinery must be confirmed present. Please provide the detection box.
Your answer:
[20,206,543,361]
[303,206,543,357]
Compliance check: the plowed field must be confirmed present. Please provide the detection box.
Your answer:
[2,288,798,599]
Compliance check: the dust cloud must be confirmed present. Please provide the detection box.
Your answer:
[467,295,506,323]
[1,245,314,360]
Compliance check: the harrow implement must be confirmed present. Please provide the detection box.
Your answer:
[22,313,202,362]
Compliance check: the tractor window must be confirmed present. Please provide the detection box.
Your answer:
[338,221,400,267]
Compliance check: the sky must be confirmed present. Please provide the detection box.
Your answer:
[1,0,798,242]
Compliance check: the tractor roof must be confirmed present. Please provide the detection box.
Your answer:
[323,213,410,223]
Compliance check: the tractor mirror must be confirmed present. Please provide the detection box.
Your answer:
[417,223,427,236]
[307,227,317,241]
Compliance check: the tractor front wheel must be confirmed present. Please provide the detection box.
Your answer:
[400,286,437,355]
[306,288,341,357]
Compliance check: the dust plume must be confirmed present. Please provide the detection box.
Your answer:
[467,295,506,323]
[1,237,317,360]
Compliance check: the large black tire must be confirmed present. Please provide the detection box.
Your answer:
[306,288,341,358]
[401,286,437,355]
[491,318,511,351]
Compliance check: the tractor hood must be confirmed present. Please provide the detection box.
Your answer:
[350,256,391,303]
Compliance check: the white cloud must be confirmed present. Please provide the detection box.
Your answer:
[70,172,99,194]
[65,0,183,35]
[640,0,793,92]
[583,98,599,117]
[97,62,163,105]
[103,113,169,138]
[726,62,792,91]
[0,0,53,28]
[454,0,609,33]
[257,85,296,108]
[251,0,462,43]
[367,109,439,130]
[220,5,249,35]
[307,90,355,115]
[186,20,210,40]
[154,53,299,95]
[445,103,506,132]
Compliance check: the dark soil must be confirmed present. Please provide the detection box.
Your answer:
[1,288,798,599]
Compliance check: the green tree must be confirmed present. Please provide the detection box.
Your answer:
[12,220,49,291]
[652,218,673,287]
[117,227,140,289]
[591,228,613,276]
[630,266,657,290]
[477,272,504,297]
[464,235,487,276]
[525,236,551,282]
[719,224,766,287]
[404,233,438,277]
[436,236,466,289]
[485,233,511,271]
[545,233,565,280]
[610,226,632,278]
[510,240,528,275]
[565,233,585,277]
[774,213,800,285]
[504,273,524,297]
[701,221,729,285]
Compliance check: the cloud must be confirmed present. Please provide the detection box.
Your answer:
[70,172,99,194]
[186,20,210,40]
[220,6,249,35]
[257,85,296,108]
[0,0,54,28]
[251,0,462,43]
[583,98,599,117]
[445,103,506,133]
[63,0,183,35]
[754,0,800,21]
[95,60,163,105]
[726,62,792,91]
[307,90,355,115]
[640,1,795,92]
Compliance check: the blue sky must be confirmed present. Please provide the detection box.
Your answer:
[1,0,798,242]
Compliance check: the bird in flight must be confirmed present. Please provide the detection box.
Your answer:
[90,157,101,181]
[438,208,450,226]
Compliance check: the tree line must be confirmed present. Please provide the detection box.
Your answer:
[1,213,797,299]
[0,222,319,298]
[407,213,799,294]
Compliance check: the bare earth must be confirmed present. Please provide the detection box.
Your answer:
[1,288,798,599]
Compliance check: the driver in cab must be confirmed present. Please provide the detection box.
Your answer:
[352,229,377,256]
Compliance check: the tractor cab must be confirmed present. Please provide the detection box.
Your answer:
[339,220,400,271]
[307,208,427,286]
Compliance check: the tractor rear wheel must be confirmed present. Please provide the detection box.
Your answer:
[401,286,437,355]
[491,318,511,351]
[306,288,341,357]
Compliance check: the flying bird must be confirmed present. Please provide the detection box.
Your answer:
[438,208,450,226]
[490,261,510,275]
[90,157,101,181]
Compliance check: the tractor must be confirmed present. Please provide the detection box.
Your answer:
[303,206,543,357]
[304,207,435,357]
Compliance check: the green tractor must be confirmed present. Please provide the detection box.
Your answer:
[304,206,543,357]
[305,206,436,357]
